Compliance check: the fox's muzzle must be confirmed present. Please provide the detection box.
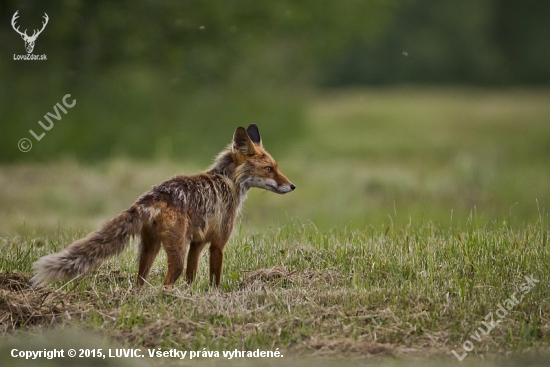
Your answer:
[272,183,296,194]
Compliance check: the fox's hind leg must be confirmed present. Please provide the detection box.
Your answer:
[136,224,161,286]
[162,237,187,286]
[186,241,208,284]
[209,240,228,287]
[158,214,188,286]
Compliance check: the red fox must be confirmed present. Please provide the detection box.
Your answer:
[30,124,295,287]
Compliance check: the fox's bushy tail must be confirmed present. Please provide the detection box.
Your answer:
[30,205,143,287]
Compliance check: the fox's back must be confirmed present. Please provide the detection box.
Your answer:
[140,173,240,243]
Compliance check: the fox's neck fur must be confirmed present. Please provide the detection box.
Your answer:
[207,148,250,206]
[207,148,235,178]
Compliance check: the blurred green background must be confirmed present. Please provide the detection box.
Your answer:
[1,0,550,233]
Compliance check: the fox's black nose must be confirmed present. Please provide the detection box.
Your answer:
[290,184,296,191]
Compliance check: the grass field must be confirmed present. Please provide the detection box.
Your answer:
[1,87,550,365]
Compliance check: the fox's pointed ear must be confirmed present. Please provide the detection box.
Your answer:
[232,126,255,155]
[246,124,262,145]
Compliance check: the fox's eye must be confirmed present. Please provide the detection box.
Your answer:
[265,166,273,173]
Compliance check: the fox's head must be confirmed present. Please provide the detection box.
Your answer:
[231,124,296,194]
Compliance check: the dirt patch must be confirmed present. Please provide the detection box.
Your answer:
[299,337,393,357]
[0,272,91,333]
[239,266,343,289]
[124,318,197,347]
[239,265,296,288]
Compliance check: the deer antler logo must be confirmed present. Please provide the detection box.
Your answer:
[11,11,49,54]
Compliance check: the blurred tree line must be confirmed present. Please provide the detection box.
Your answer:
[321,0,550,85]
[0,0,393,162]
[0,0,548,163]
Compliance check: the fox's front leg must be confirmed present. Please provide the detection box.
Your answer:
[209,241,227,287]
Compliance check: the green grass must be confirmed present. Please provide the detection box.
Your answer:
[1,87,550,363]
[293,87,550,228]
[1,220,549,363]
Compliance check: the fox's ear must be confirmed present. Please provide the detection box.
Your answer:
[232,126,256,155]
[246,124,262,145]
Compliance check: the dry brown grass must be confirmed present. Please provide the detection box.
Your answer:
[0,269,414,357]
[0,272,90,333]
